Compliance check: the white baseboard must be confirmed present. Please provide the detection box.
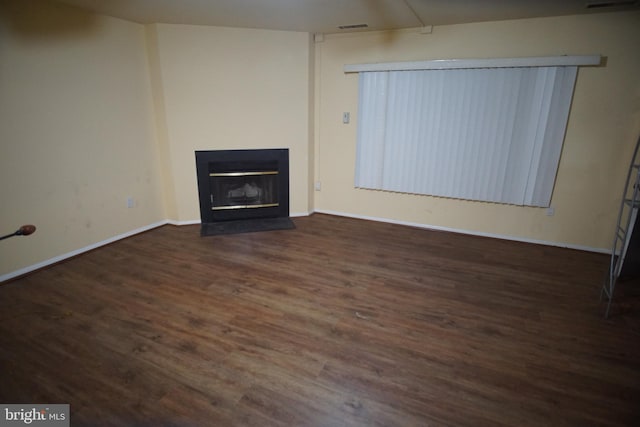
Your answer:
[3,209,604,283]
[1,213,313,282]
[166,219,201,226]
[313,209,610,254]
[0,220,169,283]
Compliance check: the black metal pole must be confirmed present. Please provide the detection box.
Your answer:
[0,232,17,241]
[0,225,36,241]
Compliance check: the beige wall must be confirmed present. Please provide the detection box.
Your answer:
[0,0,165,277]
[0,3,314,280]
[1,2,638,279]
[314,11,640,250]
[148,24,313,222]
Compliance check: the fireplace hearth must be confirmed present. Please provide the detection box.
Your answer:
[195,149,294,235]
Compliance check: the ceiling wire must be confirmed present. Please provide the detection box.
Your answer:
[401,0,426,27]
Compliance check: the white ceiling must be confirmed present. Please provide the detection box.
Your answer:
[53,0,640,34]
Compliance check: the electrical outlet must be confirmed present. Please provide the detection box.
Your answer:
[127,197,134,208]
[315,181,322,191]
[343,112,350,124]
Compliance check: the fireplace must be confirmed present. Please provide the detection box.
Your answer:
[195,149,293,235]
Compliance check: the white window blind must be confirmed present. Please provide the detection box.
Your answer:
[354,65,579,207]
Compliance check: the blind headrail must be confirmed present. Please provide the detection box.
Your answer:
[344,55,601,73]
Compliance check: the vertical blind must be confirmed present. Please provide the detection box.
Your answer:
[354,65,578,207]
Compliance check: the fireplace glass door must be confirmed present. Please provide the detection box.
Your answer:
[210,171,279,210]
[208,160,279,212]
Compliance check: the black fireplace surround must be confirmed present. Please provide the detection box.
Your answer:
[195,149,292,235]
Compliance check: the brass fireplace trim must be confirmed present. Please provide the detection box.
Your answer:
[209,171,278,177]
[212,203,279,211]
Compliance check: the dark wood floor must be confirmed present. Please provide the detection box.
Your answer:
[1,213,639,426]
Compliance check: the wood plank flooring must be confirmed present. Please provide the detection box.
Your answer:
[1,213,639,426]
